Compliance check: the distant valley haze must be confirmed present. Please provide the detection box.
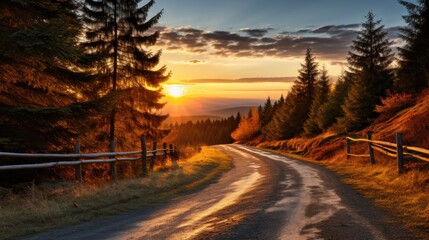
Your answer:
[161,96,264,117]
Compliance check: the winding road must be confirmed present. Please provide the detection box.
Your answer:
[24,145,412,240]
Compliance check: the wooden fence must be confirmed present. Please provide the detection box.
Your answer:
[0,137,178,182]
[346,132,429,173]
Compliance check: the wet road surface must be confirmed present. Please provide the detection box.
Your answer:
[23,145,412,240]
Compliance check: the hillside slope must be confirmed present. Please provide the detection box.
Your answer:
[369,89,429,148]
[260,89,429,159]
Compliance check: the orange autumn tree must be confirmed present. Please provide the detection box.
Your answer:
[231,108,260,142]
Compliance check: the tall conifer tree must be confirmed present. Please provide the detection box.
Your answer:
[260,97,274,127]
[83,0,169,145]
[316,73,350,131]
[265,48,319,139]
[342,12,395,130]
[0,0,104,151]
[303,66,331,136]
[0,0,86,107]
[397,0,429,93]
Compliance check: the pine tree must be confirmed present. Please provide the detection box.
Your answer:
[83,0,169,145]
[273,94,285,111]
[277,94,285,107]
[342,73,376,130]
[303,65,331,136]
[296,48,319,105]
[0,0,87,106]
[260,97,274,127]
[265,48,319,139]
[264,93,293,140]
[261,95,284,138]
[316,74,350,131]
[0,0,108,151]
[397,0,429,93]
[235,112,242,126]
[342,12,395,131]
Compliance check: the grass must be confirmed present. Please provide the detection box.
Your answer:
[0,147,233,239]
[323,154,429,232]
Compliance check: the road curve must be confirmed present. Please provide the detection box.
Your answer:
[23,145,412,240]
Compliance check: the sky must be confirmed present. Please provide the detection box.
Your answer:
[144,0,414,113]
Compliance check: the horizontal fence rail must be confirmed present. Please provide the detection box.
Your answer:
[346,132,429,174]
[0,136,178,182]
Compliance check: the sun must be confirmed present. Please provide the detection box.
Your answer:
[165,84,186,98]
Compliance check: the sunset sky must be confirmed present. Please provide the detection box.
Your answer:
[149,0,412,114]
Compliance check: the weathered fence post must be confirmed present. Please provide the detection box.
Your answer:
[174,145,179,159]
[346,138,351,160]
[110,140,117,180]
[163,142,168,156]
[141,136,147,176]
[367,132,375,164]
[150,141,156,172]
[74,142,83,182]
[169,144,178,168]
[397,133,404,174]
[162,142,168,166]
[169,144,174,160]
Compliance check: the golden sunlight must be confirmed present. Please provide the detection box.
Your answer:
[165,84,186,98]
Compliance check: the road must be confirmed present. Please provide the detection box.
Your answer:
[24,145,412,240]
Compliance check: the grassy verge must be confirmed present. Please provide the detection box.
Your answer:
[261,146,429,238]
[0,147,233,239]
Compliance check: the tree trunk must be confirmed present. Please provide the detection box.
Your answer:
[110,0,119,143]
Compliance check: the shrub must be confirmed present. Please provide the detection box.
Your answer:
[376,93,415,114]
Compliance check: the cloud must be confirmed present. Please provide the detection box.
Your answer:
[182,77,296,84]
[313,24,360,34]
[240,28,274,37]
[188,59,206,64]
[156,24,402,61]
[283,24,360,35]
[176,26,204,35]
[171,59,207,65]
[330,61,347,66]
[386,26,402,39]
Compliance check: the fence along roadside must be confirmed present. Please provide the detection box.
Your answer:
[0,136,178,182]
[346,132,429,174]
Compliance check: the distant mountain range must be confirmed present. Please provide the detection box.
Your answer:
[162,97,264,115]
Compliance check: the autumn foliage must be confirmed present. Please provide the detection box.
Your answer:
[231,108,260,142]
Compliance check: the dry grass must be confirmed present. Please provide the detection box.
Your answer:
[322,153,429,236]
[370,88,429,147]
[0,147,233,239]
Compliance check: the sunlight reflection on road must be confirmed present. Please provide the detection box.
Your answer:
[174,171,261,239]
[114,145,262,240]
